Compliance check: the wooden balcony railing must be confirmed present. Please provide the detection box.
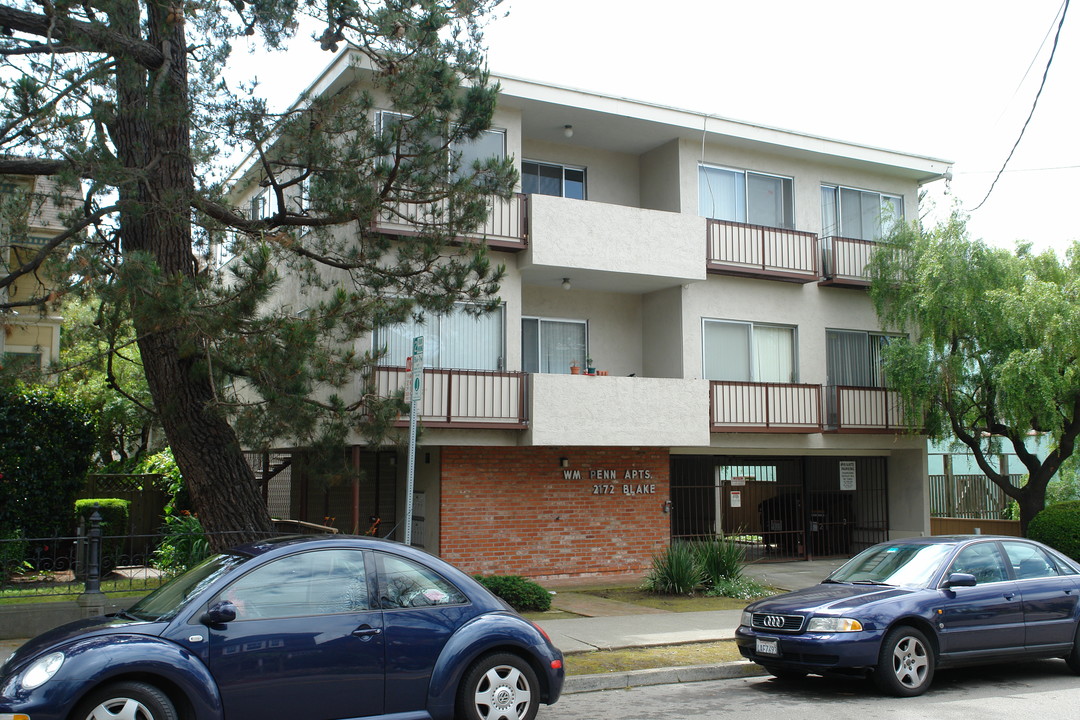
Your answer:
[371,193,527,250]
[820,236,875,287]
[706,219,819,283]
[374,366,528,429]
[710,381,823,432]
[827,385,907,432]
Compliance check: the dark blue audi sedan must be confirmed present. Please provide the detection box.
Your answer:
[0,535,563,720]
[736,535,1080,696]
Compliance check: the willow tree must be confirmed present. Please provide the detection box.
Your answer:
[868,212,1080,534]
[0,1,515,548]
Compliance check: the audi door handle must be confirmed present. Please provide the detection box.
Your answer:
[1003,593,1015,600]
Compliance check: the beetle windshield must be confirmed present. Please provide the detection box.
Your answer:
[127,553,246,621]
[827,543,954,587]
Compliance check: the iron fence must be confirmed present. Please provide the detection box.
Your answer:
[0,512,313,600]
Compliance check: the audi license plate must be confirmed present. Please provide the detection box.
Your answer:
[755,637,779,656]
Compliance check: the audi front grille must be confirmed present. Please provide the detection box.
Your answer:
[750,612,804,632]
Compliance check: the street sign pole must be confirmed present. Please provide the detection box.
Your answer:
[404,336,423,546]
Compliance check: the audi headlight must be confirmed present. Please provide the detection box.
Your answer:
[807,617,863,633]
[21,652,64,690]
[740,611,753,628]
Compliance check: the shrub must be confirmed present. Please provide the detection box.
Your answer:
[1028,501,1080,560]
[705,575,773,600]
[153,513,210,574]
[75,498,131,566]
[0,384,95,540]
[643,542,703,595]
[690,536,745,588]
[0,528,29,583]
[473,574,552,612]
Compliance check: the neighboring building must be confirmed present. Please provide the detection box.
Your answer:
[0,174,78,372]
[231,51,952,583]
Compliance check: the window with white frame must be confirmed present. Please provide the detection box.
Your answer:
[521,161,586,200]
[699,164,794,229]
[820,185,903,241]
[249,187,273,220]
[826,329,898,388]
[377,111,506,180]
[375,303,505,371]
[521,317,587,374]
[702,320,796,383]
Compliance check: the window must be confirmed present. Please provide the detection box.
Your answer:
[0,351,43,371]
[702,320,795,383]
[826,330,895,388]
[699,164,794,229]
[378,553,467,608]
[377,110,506,182]
[1002,541,1060,580]
[216,550,369,620]
[249,188,272,220]
[375,302,504,371]
[948,543,1009,585]
[821,185,903,241]
[522,317,587,374]
[521,161,586,199]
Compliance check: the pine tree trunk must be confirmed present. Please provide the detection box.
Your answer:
[112,4,272,550]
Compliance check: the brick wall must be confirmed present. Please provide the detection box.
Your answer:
[440,446,670,582]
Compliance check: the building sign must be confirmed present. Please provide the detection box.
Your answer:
[569,467,656,496]
[839,461,857,491]
[730,490,742,508]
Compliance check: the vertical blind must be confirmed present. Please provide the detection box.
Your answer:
[377,304,504,370]
[703,320,794,383]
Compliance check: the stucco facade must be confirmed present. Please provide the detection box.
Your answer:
[234,50,951,581]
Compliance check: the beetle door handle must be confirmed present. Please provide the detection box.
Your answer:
[352,625,382,638]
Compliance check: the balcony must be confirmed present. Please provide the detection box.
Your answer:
[820,236,874,287]
[374,367,528,429]
[709,381,823,432]
[827,386,907,432]
[706,220,819,283]
[523,194,705,290]
[371,194,527,251]
[528,374,712,447]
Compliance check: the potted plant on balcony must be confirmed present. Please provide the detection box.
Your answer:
[585,355,595,376]
[569,362,581,375]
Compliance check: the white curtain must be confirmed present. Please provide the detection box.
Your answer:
[698,165,745,222]
[753,325,795,383]
[377,304,504,370]
[522,318,586,373]
[826,330,871,387]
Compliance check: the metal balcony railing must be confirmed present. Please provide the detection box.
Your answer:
[710,381,823,432]
[826,385,907,432]
[371,193,527,250]
[706,219,820,282]
[820,236,875,286]
[374,366,528,428]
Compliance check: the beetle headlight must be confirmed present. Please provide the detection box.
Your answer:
[740,611,753,628]
[807,617,863,632]
[21,652,64,690]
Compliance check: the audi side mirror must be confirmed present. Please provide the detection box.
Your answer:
[944,572,977,588]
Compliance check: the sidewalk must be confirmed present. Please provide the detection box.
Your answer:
[1,559,846,693]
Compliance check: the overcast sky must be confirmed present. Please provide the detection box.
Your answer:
[240,0,1079,255]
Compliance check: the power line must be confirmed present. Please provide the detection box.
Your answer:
[969,0,1071,212]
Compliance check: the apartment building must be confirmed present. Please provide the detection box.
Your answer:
[0,174,75,372]
[234,51,952,583]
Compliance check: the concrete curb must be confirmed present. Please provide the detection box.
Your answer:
[563,660,766,694]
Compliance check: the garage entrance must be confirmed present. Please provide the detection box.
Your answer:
[669,456,889,561]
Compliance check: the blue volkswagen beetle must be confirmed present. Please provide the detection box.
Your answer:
[0,535,564,720]
[736,535,1080,696]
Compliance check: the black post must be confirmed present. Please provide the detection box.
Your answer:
[77,504,106,617]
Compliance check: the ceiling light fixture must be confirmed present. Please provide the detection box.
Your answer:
[561,277,571,290]
[563,124,574,138]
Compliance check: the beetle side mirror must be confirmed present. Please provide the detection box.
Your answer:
[944,572,977,588]
[201,600,237,625]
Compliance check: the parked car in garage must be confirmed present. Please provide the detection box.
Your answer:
[0,534,564,720]
[736,535,1080,696]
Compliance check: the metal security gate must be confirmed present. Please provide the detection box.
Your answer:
[670,456,889,561]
